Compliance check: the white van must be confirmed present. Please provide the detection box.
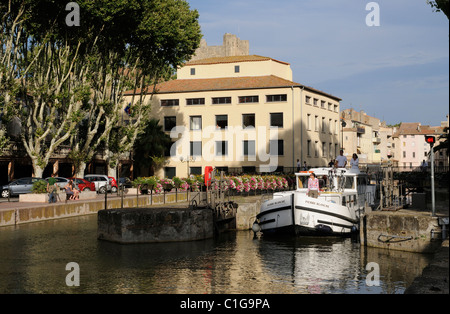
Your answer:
[84,174,111,194]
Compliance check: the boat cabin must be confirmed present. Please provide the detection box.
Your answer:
[295,167,370,209]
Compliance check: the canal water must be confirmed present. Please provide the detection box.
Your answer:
[0,214,432,294]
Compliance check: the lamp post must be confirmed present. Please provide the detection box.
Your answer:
[425,136,436,216]
[341,120,347,151]
[180,156,195,177]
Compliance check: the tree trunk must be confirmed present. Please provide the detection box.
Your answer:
[31,159,44,178]
[75,162,87,178]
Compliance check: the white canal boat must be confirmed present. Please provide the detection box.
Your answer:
[254,167,376,236]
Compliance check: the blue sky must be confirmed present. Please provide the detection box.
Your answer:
[186,0,449,126]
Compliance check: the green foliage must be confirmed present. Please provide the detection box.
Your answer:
[427,0,449,19]
[32,180,47,194]
[1,0,201,177]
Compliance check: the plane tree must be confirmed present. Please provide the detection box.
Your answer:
[0,0,201,178]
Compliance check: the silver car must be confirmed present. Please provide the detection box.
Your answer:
[84,174,111,194]
[1,177,45,198]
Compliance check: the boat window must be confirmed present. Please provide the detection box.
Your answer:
[297,176,309,189]
[338,176,354,189]
[319,175,328,189]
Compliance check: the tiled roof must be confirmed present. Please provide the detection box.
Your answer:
[184,55,290,66]
[393,123,444,137]
[124,75,341,101]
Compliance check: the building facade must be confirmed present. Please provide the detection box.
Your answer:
[393,122,447,169]
[341,109,382,165]
[124,55,341,178]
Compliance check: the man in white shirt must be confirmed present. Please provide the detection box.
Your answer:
[336,150,347,168]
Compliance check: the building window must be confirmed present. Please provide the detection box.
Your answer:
[190,68,195,75]
[315,115,319,131]
[242,166,256,174]
[190,116,202,131]
[322,117,326,133]
[164,167,176,179]
[216,141,228,156]
[328,103,332,111]
[190,141,202,157]
[322,142,326,157]
[403,151,406,158]
[238,95,259,103]
[270,140,284,156]
[212,97,232,105]
[314,141,319,157]
[164,116,177,132]
[266,94,287,102]
[313,98,318,106]
[215,115,228,129]
[235,65,240,73]
[243,140,256,156]
[412,152,416,158]
[329,119,333,134]
[190,167,202,175]
[161,99,179,107]
[186,98,205,105]
[334,104,338,112]
[305,96,311,104]
[307,114,311,130]
[307,140,311,156]
[270,113,283,128]
[321,100,326,108]
[242,114,255,128]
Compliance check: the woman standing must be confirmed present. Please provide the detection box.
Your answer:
[350,153,359,170]
[307,173,319,198]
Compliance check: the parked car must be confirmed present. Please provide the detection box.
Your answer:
[1,177,45,198]
[45,177,69,190]
[108,177,118,193]
[83,174,111,194]
[68,177,95,192]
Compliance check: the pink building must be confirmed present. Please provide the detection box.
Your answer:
[393,123,445,169]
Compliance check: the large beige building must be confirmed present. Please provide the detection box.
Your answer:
[341,109,382,165]
[124,54,341,178]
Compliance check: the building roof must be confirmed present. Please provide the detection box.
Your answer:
[184,55,290,66]
[393,122,444,137]
[124,75,342,101]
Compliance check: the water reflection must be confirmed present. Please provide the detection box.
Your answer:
[0,215,432,294]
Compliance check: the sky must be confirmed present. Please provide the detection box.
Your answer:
[186,0,449,127]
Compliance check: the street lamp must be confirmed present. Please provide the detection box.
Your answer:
[180,156,195,177]
[425,136,436,216]
[341,120,347,151]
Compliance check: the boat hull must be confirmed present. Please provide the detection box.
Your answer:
[256,192,360,237]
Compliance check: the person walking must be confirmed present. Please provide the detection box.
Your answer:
[297,159,301,172]
[307,173,320,198]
